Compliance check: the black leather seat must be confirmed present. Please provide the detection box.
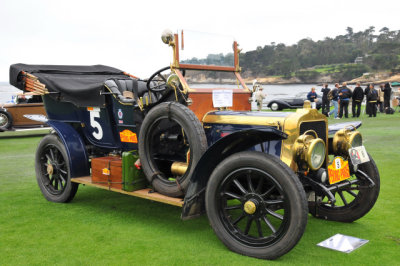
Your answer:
[104,79,158,105]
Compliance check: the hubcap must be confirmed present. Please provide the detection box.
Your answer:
[0,114,6,126]
[244,200,257,214]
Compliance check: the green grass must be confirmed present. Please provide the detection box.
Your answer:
[0,128,50,139]
[1,112,399,265]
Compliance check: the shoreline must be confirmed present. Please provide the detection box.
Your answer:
[2,72,399,87]
[181,72,400,86]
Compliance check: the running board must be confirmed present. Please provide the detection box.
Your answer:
[71,176,184,207]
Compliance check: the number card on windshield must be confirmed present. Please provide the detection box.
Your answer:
[212,90,233,108]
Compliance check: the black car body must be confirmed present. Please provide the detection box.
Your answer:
[267,92,322,111]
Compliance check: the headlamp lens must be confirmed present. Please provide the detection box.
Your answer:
[309,140,326,170]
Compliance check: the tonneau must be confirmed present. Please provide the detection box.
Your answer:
[9,64,132,107]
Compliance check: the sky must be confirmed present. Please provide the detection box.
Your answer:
[1,0,399,82]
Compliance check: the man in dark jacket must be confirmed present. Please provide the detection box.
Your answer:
[338,82,352,118]
[383,82,392,111]
[320,84,330,116]
[307,87,318,109]
[366,84,378,117]
[364,85,371,115]
[352,82,364,117]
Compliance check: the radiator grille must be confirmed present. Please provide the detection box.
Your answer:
[299,121,327,144]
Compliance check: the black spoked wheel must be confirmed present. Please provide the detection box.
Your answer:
[139,102,207,197]
[206,152,307,260]
[35,134,78,203]
[311,155,380,222]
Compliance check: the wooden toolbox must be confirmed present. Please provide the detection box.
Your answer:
[91,156,123,190]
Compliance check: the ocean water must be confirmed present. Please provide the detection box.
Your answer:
[190,83,327,98]
[0,82,21,103]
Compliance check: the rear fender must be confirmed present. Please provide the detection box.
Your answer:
[46,120,90,178]
[181,127,287,220]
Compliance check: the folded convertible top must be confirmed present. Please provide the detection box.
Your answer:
[9,63,133,107]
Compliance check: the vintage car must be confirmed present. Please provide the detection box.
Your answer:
[0,92,46,130]
[9,30,380,260]
[267,91,322,111]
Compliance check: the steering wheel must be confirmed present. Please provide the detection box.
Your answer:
[146,67,186,93]
[146,66,171,92]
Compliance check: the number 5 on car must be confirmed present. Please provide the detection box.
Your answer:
[87,107,103,140]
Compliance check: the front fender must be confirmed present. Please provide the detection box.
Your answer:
[47,120,90,178]
[328,121,362,135]
[181,127,287,220]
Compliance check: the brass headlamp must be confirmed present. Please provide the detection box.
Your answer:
[332,128,362,156]
[161,29,174,45]
[293,130,326,171]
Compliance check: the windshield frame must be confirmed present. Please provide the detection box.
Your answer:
[168,32,249,92]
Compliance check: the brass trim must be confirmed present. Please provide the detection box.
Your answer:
[203,114,284,126]
[278,109,328,171]
[202,108,329,172]
[332,129,362,156]
[349,131,362,147]
[171,162,188,176]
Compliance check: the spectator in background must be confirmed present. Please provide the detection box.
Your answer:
[383,82,392,111]
[17,94,28,104]
[364,84,371,116]
[338,82,352,118]
[320,84,331,116]
[254,87,266,111]
[377,84,384,113]
[307,87,318,109]
[366,84,378,117]
[352,82,364,118]
[329,83,340,119]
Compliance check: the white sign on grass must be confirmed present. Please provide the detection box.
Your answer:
[317,234,369,253]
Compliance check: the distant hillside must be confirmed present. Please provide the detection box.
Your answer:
[240,26,400,82]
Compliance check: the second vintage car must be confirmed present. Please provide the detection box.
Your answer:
[0,92,46,130]
[267,91,322,111]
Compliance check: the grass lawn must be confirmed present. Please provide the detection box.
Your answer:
[0,111,399,265]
